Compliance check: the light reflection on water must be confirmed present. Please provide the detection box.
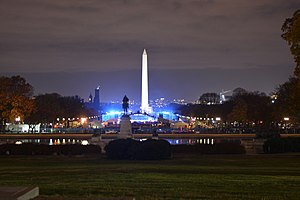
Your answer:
[166,138,215,145]
[1,137,240,145]
[0,138,84,145]
[49,138,81,145]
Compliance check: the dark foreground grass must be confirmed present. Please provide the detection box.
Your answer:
[0,154,299,200]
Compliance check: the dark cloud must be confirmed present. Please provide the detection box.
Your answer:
[0,0,299,100]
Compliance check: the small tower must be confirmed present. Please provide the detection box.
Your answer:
[94,86,100,111]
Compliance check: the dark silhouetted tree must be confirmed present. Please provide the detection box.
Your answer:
[276,10,300,125]
[232,87,247,97]
[29,93,63,123]
[0,76,34,129]
[227,99,248,123]
[282,10,300,77]
[230,91,272,125]
[198,93,220,105]
[29,93,95,123]
[274,78,300,124]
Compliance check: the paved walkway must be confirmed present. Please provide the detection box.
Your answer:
[0,186,39,200]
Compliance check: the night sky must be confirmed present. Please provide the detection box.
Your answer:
[0,0,299,102]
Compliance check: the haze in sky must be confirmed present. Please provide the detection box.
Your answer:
[0,0,299,102]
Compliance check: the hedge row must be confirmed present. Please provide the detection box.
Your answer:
[0,140,247,157]
[172,142,246,154]
[0,143,101,155]
[263,137,300,153]
[105,139,172,160]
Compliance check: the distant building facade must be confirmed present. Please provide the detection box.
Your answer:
[85,86,101,114]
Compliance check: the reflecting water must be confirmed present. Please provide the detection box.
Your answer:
[0,138,84,145]
[166,138,241,145]
[0,137,241,146]
[167,138,215,145]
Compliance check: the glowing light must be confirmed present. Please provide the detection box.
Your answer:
[216,117,221,121]
[81,117,87,124]
[15,116,21,122]
[284,117,290,121]
[107,111,122,115]
[81,140,89,145]
[15,140,22,145]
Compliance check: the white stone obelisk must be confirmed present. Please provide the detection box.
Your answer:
[141,49,149,113]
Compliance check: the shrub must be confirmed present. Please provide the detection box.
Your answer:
[263,137,300,153]
[136,139,172,160]
[105,139,139,159]
[105,139,172,160]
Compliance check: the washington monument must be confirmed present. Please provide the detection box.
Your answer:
[141,49,149,113]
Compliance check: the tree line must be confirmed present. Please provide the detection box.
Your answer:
[178,10,300,129]
[0,76,95,131]
[179,90,275,129]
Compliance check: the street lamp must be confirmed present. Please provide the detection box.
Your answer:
[283,117,290,133]
[81,117,87,124]
[215,117,221,131]
[15,116,21,123]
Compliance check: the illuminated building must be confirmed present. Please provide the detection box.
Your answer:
[94,86,100,110]
[85,86,101,114]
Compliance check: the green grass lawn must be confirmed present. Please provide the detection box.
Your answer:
[0,154,299,199]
